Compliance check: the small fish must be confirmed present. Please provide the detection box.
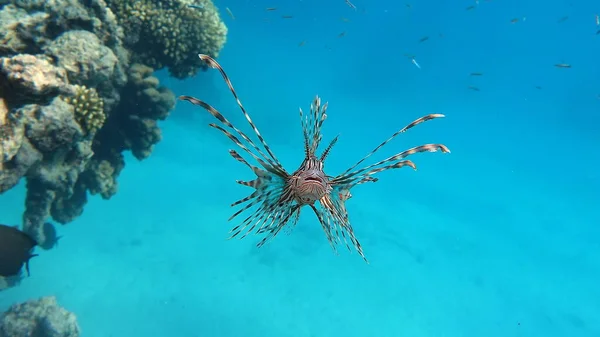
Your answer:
[510,17,521,23]
[557,16,569,23]
[554,63,571,68]
[466,5,476,10]
[411,58,421,69]
[468,86,480,91]
[265,7,277,11]
[226,7,235,20]
[419,36,429,43]
[188,4,204,10]
[340,17,350,22]
[470,72,483,76]
[298,40,306,47]
[337,31,346,38]
[282,15,293,19]
[39,222,62,250]
[406,4,412,9]
[596,29,600,35]
[535,86,542,89]
[345,0,357,10]
[178,54,450,263]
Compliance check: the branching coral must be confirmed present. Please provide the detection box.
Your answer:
[94,63,175,160]
[63,85,106,135]
[105,0,227,78]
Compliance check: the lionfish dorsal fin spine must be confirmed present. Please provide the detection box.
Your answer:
[319,135,339,162]
[300,95,329,157]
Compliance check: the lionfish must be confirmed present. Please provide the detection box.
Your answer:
[179,54,450,262]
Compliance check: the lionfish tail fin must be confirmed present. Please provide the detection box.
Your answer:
[300,96,328,157]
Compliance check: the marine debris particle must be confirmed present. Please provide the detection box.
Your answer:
[0,224,38,277]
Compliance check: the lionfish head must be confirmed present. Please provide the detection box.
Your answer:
[289,96,339,205]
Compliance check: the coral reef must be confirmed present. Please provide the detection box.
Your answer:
[0,296,80,337]
[0,0,227,264]
[105,0,228,78]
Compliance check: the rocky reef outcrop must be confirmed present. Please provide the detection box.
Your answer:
[0,0,227,261]
[0,296,80,337]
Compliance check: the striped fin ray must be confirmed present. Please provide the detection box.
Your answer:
[226,150,291,238]
[178,95,286,176]
[317,192,368,262]
[333,144,450,186]
[197,54,284,169]
[319,135,339,162]
[308,204,336,249]
[300,96,328,157]
[255,204,302,248]
[230,200,289,240]
[337,114,446,178]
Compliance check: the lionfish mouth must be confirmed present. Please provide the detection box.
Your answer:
[178,54,451,263]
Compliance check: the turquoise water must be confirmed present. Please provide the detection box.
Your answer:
[2,0,599,336]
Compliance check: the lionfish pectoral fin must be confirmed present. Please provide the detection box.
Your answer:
[197,54,285,169]
[333,144,449,186]
[179,54,288,176]
[317,194,369,263]
[256,204,302,248]
[227,170,288,238]
[347,160,418,187]
[336,113,447,180]
[309,203,337,254]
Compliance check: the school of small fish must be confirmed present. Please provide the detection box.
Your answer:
[217,0,598,96]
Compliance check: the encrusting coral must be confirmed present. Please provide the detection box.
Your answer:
[0,296,80,337]
[0,0,228,268]
[105,0,228,78]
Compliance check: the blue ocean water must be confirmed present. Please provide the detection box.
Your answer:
[1,0,599,336]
